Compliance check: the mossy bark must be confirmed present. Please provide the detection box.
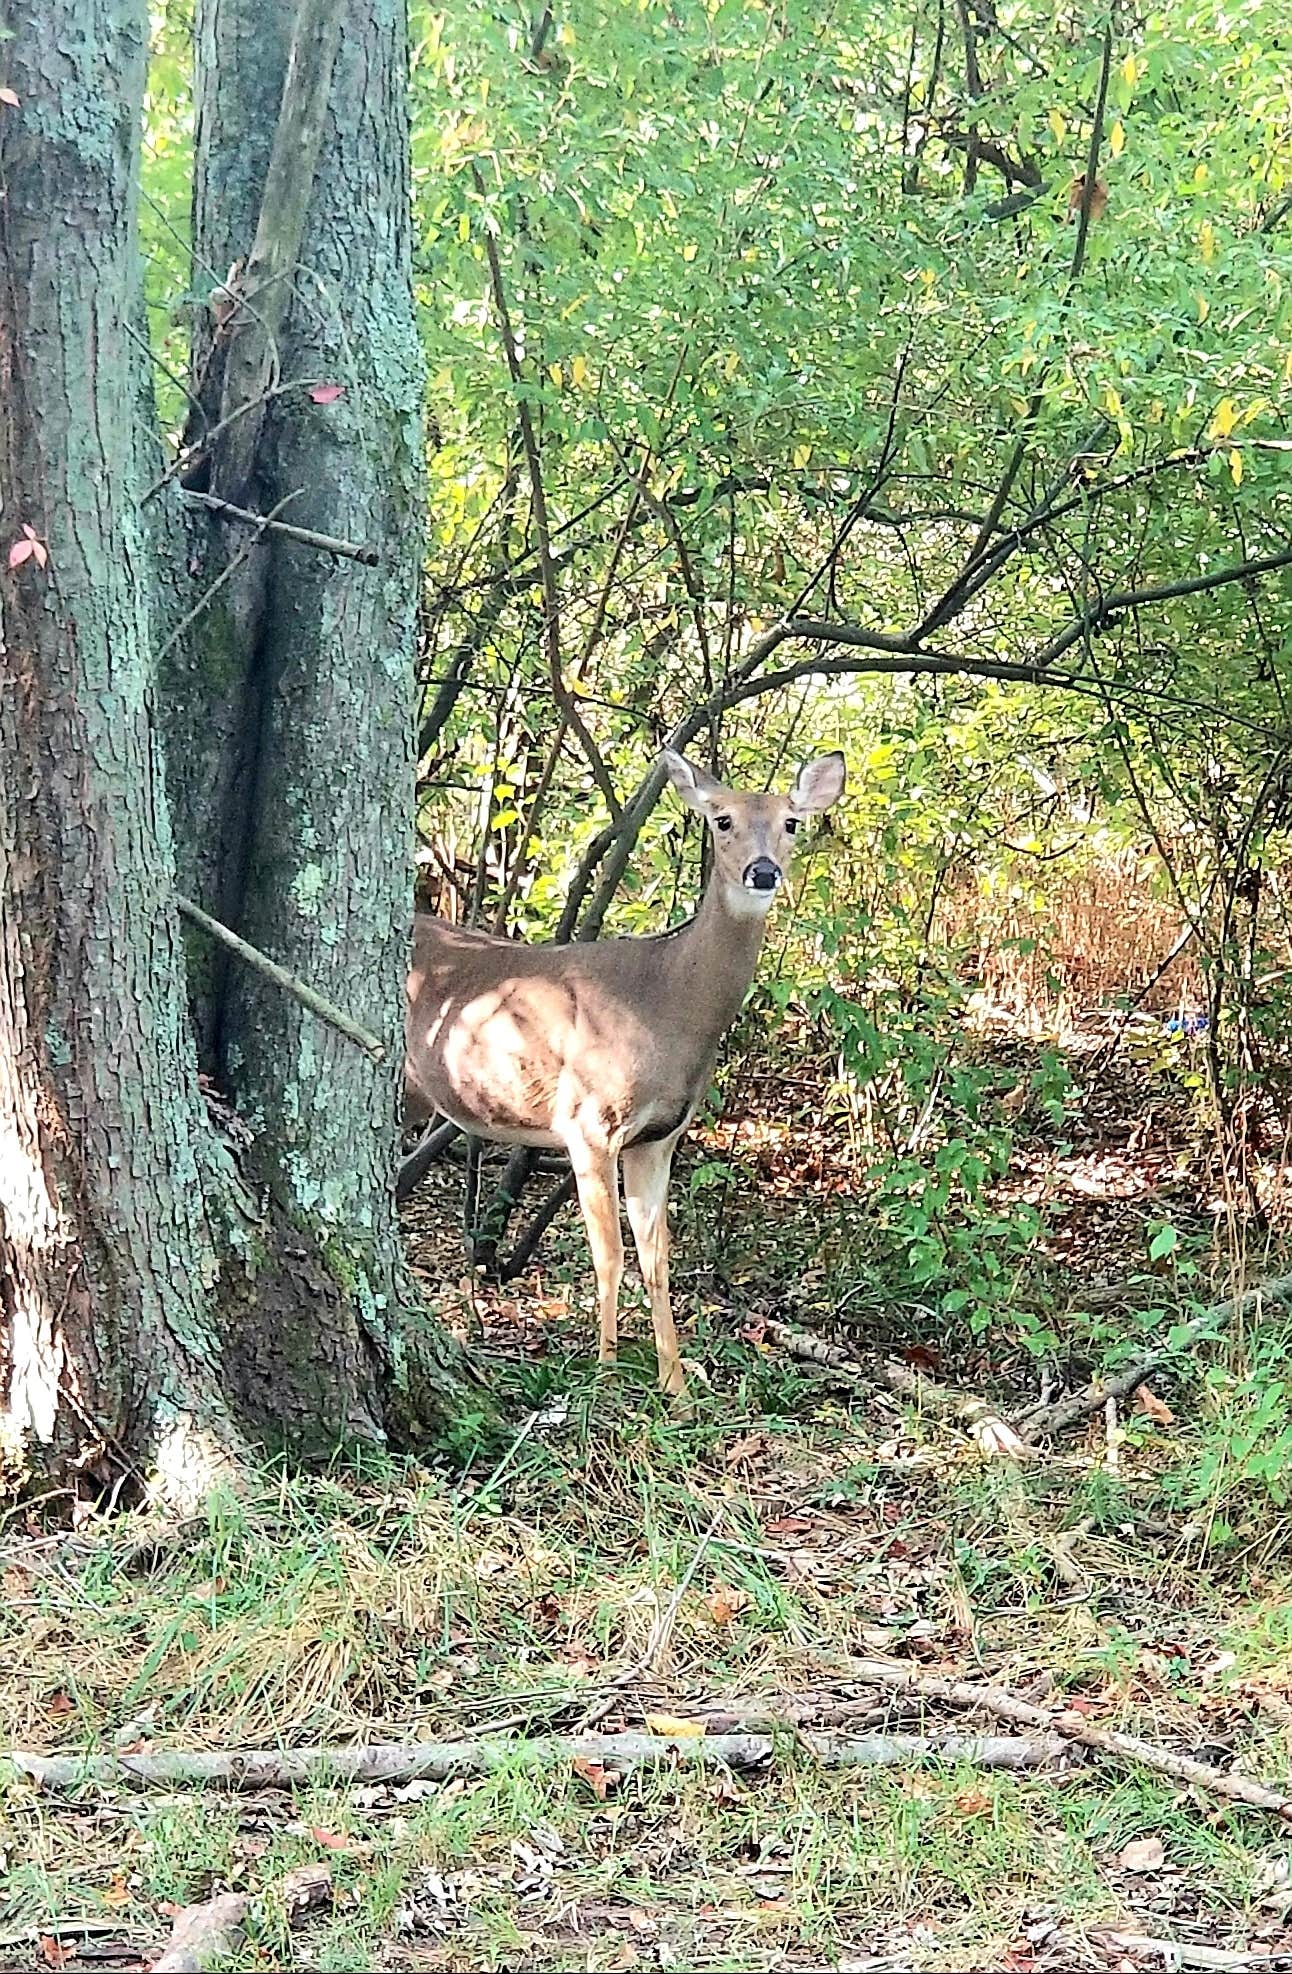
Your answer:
[0,0,476,1489]
[0,0,248,1499]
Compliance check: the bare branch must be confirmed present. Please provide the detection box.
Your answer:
[177,895,384,1062]
[180,489,379,564]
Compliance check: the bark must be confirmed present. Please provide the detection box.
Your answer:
[0,0,246,1497]
[165,0,468,1446]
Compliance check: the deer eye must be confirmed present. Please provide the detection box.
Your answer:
[784,817,799,835]
[715,815,733,833]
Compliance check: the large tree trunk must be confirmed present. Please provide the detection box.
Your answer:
[0,0,247,1498]
[160,0,464,1445]
[1,0,475,1490]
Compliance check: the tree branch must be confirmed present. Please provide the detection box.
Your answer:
[177,896,384,1062]
[180,489,379,564]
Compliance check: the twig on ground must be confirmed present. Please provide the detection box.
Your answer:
[1089,1932,1292,1971]
[1016,1273,1292,1440]
[177,895,384,1062]
[152,1893,249,1972]
[574,1507,724,1731]
[758,1316,1028,1459]
[6,1727,1075,1794]
[847,1657,1292,1819]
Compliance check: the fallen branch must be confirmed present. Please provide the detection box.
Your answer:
[177,895,384,1063]
[153,1892,249,1973]
[758,1317,1027,1459]
[1086,1933,1292,1972]
[7,1726,1074,1793]
[848,1656,1292,1820]
[181,489,379,565]
[1017,1274,1292,1440]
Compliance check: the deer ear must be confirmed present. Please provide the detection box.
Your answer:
[790,750,846,812]
[662,749,724,811]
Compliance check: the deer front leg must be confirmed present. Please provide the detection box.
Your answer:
[622,1134,687,1403]
[569,1144,624,1366]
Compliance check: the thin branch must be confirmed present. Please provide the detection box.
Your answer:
[154,490,302,663]
[177,895,384,1062]
[848,1655,1292,1820]
[473,166,622,823]
[1068,19,1114,285]
[1016,1273,1292,1439]
[180,489,379,564]
[1031,545,1292,671]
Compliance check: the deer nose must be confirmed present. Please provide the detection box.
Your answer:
[744,857,781,892]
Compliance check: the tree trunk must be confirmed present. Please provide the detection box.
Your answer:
[164,0,466,1446]
[1,0,476,1490]
[0,0,247,1499]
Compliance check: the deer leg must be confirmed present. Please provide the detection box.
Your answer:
[569,1145,624,1365]
[622,1135,687,1402]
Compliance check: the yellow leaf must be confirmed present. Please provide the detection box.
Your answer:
[1229,447,1243,486]
[571,352,589,387]
[1009,395,1030,420]
[457,210,470,243]
[1199,220,1216,263]
[1209,396,1237,439]
[1103,384,1123,418]
[723,350,741,382]
[556,19,575,44]
[1197,293,1210,323]
[681,241,698,262]
[1048,107,1067,145]
[1121,53,1138,86]
[1193,162,1208,186]
[645,1712,706,1739]
[548,361,563,388]
[792,443,812,470]
[1240,397,1268,427]
[1109,119,1125,158]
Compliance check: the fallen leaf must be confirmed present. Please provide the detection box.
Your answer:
[953,1786,993,1817]
[38,1940,71,1970]
[99,1872,133,1909]
[571,1755,620,1799]
[764,1516,814,1536]
[534,1591,562,1625]
[1118,1835,1166,1873]
[644,1711,706,1739]
[308,383,345,404]
[307,1825,354,1853]
[0,88,20,108]
[707,1584,751,1625]
[46,1688,75,1717]
[1133,1384,1175,1425]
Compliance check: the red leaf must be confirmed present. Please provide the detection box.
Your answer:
[0,88,19,108]
[39,1939,71,1970]
[571,1755,619,1799]
[308,383,345,404]
[8,536,36,568]
[307,1825,353,1852]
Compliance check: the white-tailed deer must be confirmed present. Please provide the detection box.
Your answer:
[404,747,846,1401]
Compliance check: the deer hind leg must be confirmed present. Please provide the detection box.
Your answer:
[569,1144,624,1365]
[622,1134,687,1402]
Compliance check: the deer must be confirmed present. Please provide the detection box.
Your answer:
[404,746,846,1403]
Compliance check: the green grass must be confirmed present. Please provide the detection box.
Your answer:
[6,1350,1292,1970]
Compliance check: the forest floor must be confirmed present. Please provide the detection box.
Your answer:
[7,1021,1292,1972]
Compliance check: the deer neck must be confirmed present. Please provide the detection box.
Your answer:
[661,870,772,1043]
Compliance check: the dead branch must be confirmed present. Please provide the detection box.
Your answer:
[758,1317,1027,1459]
[177,895,384,1062]
[213,0,347,501]
[8,1727,1074,1793]
[152,1893,249,1973]
[181,489,379,565]
[847,1656,1292,1820]
[1017,1273,1292,1440]
[1087,1932,1292,1971]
